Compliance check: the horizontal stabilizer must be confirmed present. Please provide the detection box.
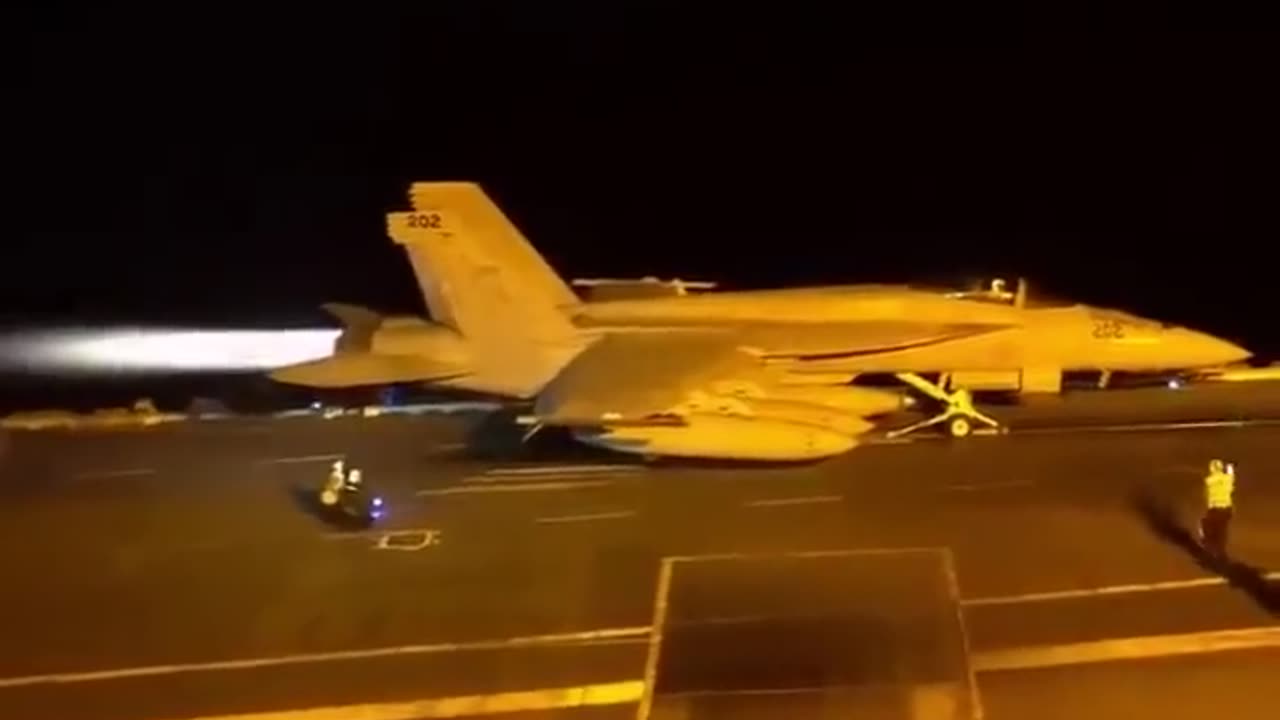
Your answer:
[321,303,382,353]
[269,353,469,388]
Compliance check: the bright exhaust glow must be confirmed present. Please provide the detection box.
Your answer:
[0,327,340,373]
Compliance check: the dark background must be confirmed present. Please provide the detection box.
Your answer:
[14,5,1280,360]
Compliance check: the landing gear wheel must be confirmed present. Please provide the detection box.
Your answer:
[948,417,972,438]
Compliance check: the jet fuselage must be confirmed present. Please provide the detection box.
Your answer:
[571,285,1248,374]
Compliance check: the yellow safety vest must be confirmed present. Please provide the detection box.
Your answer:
[1204,471,1235,509]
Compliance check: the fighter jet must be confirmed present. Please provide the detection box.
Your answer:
[270,182,1250,461]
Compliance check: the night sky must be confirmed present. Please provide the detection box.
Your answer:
[16,6,1280,356]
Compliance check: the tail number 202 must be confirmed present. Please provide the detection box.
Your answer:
[1092,319,1126,339]
[407,213,443,229]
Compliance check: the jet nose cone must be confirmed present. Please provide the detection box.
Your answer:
[1189,331,1252,366]
[1172,327,1249,366]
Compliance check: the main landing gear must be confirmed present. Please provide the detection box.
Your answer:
[884,373,1003,440]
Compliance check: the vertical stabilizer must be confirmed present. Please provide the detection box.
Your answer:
[385,182,585,396]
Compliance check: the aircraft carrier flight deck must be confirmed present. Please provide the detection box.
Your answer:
[1,380,1278,720]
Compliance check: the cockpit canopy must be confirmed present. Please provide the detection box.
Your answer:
[910,277,1078,309]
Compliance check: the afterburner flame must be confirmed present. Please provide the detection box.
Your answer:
[0,327,340,373]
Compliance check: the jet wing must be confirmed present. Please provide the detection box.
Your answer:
[534,332,758,425]
[533,321,1017,424]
